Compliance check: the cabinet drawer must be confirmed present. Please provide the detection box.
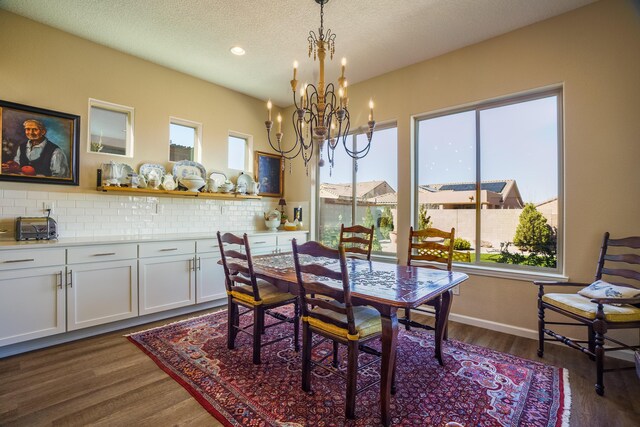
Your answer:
[0,248,65,271]
[277,233,308,249]
[196,238,220,254]
[67,243,137,264]
[247,235,277,249]
[139,240,195,258]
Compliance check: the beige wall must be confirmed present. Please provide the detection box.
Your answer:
[0,10,283,192]
[286,0,640,332]
[2,1,639,335]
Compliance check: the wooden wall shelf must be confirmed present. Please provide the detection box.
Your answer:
[97,186,261,200]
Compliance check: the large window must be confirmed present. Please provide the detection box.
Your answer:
[169,118,201,162]
[88,99,134,157]
[318,124,398,256]
[415,89,562,272]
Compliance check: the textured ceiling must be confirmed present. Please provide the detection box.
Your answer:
[0,0,595,106]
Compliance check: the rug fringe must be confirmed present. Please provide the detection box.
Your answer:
[124,309,227,337]
[561,368,572,427]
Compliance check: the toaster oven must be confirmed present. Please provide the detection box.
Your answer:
[15,217,58,241]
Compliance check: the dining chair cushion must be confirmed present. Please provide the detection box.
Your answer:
[542,293,640,322]
[578,280,640,301]
[231,278,296,306]
[306,303,382,340]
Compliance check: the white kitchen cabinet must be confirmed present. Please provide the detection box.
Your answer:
[0,266,65,346]
[66,259,138,331]
[195,239,226,303]
[247,234,278,255]
[276,232,308,253]
[138,241,196,315]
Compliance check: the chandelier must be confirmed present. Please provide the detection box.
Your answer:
[265,0,376,174]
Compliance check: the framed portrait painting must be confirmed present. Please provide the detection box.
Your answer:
[255,151,283,197]
[1,100,80,186]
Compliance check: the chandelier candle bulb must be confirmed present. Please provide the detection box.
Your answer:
[341,57,346,79]
[277,114,282,133]
[293,60,298,80]
[267,100,272,121]
[369,99,374,121]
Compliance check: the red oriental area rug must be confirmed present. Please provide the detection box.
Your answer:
[127,309,571,427]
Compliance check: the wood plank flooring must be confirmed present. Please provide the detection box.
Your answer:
[1,310,639,426]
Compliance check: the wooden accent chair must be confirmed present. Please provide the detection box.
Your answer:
[217,231,299,365]
[402,226,456,340]
[339,224,375,260]
[292,239,382,420]
[536,232,640,395]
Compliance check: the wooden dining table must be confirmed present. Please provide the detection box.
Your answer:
[248,252,469,426]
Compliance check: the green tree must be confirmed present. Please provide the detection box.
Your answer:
[363,206,382,251]
[513,203,553,252]
[379,206,394,239]
[418,204,432,230]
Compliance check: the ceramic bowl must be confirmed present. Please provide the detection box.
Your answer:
[180,175,205,192]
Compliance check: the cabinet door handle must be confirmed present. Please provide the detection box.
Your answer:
[189,258,194,272]
[253,241,267,244]
[197,257,201,271]
[92,252,116,256]
[4,258,35,263]
[160,248,178,252]
[67,270,73,288]
[57,271,63,289]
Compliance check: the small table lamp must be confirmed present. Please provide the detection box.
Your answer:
[278,198,287,217]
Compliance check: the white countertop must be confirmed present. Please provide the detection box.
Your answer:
[0,230,309,251]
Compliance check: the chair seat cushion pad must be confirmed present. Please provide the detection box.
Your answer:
[542,293,640,322]
[578,280,640,301]
[307,303,382,340]
[232,279,296,306]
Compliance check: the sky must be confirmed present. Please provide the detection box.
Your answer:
[321,95,559,205]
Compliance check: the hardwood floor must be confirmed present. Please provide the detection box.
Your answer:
[1,310,638,426]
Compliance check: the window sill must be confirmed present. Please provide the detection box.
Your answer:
[368,254,567,282]
[451,263,568,282]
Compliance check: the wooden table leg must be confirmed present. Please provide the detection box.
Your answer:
[380,309,398,427]
[434,289,453,366]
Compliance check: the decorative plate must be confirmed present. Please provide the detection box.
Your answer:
[236,172,254,189]
[139,163,166,179]
[208,171,227,186]
[173,160,206,180]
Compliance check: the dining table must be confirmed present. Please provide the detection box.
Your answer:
[247,251,469,426]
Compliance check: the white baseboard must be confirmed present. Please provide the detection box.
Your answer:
[448,312,636,363]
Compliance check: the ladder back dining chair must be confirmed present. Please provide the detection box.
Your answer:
[339,224,375,260]
[536,232,640,395]
[403,226,456,343]
[217,231,299,365]
[292,239,382,420]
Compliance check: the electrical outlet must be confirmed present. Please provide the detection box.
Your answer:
[452,285,460,296]
[43,201,55,214]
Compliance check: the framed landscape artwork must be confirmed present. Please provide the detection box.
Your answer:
[255,151,283,197]
[0,100,80,186]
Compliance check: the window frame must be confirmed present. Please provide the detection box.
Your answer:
[87,98,134,158]
[227,130,253,172]
[413,87,564,277]
[169,117,202,163]
[315,121,398,258]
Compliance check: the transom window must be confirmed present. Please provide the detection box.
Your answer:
[414,88,562,273]
[88,99,134,157]
[169,118,201,162]
[228,132,251,171]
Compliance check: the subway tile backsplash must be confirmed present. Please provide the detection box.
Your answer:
[0,189,277,238]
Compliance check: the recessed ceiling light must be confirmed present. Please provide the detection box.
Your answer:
[230,46,245,56]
